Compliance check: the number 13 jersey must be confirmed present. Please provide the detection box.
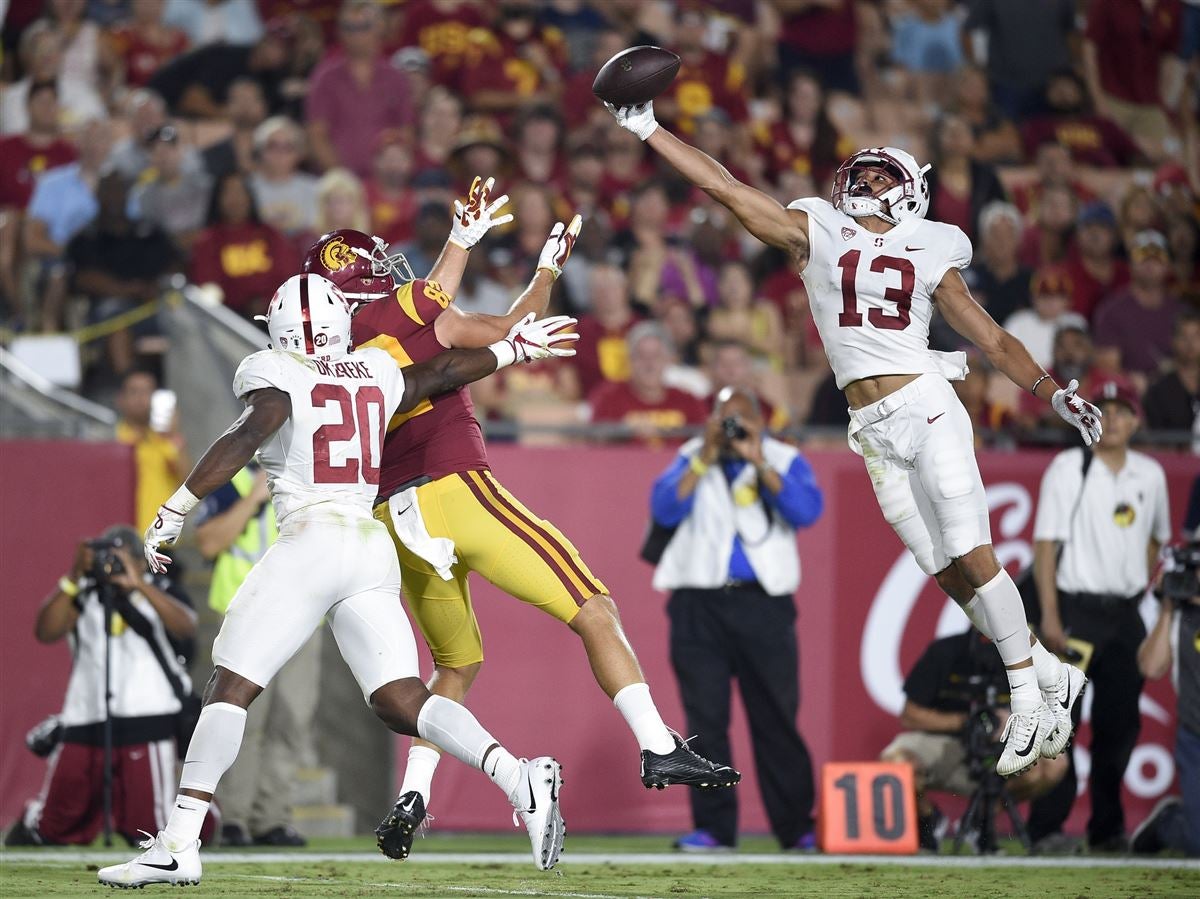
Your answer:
[789,197,972,389]
[232,347,406,525]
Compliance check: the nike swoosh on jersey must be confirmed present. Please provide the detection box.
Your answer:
[905,246,924,252]
[140,859,179,872]
[1015,727,1040,758]
[927,412,945,424]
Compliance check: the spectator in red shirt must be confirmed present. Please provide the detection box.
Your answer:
[1019,181,1077,269]
[559,134,604,220]
[572,262,640,397]
[107,0,189,89]
[656,5,748,136]
[393,0,488,89]
[458,0,567,120]
[305,0,415,178]
[925,112,1008,243]
[1084,0,1183,159]
[755,68,851,190]
[0,81,76,211]
[561,29,625,131]
[366,134,417,247]
[599,128,650,229]
[1093,230,1183,379]
[512,105,565,189]
[1064,203,1129,322]
[589,322,708,445]
[1020,71,1143,168]
[1010,142,1096,222]
[188,172,297,322]
[776,0,860,96]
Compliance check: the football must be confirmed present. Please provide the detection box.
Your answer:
[592,45,681,107]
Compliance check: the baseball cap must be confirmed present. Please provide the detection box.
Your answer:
[1130,230,1169,260]
[1093,377,1141,418]
[1077,201,1116,229]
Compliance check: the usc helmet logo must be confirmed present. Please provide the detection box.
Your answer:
[319,236,356,272]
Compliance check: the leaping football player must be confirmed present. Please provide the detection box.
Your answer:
[98,274,579,888]
[602,102,1099,779]
[303,177,740,861]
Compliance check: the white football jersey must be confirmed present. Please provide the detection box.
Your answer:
[789,197,973,389]
[232,348,405,524]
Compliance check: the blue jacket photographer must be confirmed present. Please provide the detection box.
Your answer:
[5,526,199,846]
[1132,539,1200,858]
[649,387,822,852]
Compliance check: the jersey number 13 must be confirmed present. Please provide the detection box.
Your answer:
[837,250,916,331]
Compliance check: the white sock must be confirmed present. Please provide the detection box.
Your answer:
[481,744,523,802]
[399,745,442,806]
[179,702,247,795]
[163,795,209,851]
[960,595,995,639]
[1030,637,1064,691]
[1005,664,1042,714]
[973,571,1034,668]
[613,683,675,755]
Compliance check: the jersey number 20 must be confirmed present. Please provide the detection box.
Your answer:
[311,383,385,485]
[837,250,915,330]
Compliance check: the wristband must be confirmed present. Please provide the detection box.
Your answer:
[488,339,517,369]
[163,484,200,517]
[689,456,709,476]
[58,576,80,598]
[1030,374,1050,397]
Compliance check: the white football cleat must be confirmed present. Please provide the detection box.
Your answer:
[510,756,565,870]
[1041,663,1087,759]
[996,702,1057,778]
[98,831,201,888]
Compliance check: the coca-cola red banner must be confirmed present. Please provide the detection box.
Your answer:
[0,441,1193,839]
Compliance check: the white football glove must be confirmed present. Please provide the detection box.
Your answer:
[449,175,512,249]
[144,486,199,573]
[489,313,579,368]
[537,215,582,279]
[604,101,658,141]
[1051,378,1104,447]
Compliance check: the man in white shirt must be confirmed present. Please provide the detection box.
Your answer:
[1029,379,1173,852]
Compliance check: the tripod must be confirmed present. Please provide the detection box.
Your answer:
[952,685,1031,855]
[98,579,118,848]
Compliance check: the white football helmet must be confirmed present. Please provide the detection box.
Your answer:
[256,274,354,359]
[832,147,932,225]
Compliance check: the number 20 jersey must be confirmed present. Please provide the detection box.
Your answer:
[232,348,406,525]
[789,197,973,389]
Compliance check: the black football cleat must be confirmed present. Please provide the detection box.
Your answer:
[375,791,426,860]
[641,732,741,790]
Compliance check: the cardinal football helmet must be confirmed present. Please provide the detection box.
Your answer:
[832,147,931,225]
[257,274,354,359]
[302,229,415,304]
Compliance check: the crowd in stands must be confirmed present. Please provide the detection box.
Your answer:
[0,0,1196,449]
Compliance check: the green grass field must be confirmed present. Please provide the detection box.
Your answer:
[3,835,1197,898]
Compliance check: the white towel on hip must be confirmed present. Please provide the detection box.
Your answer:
[388,487,457,581]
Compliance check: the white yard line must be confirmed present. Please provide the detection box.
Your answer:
[2,849,1198,870]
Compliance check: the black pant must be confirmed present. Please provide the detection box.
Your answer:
[1027,594,1146,845]
[668,585,815,847]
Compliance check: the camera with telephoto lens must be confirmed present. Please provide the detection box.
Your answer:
[1160,540,1200,602]
[87,536,126,582]
[722,416,748,441]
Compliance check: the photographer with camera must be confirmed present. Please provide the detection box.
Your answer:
[648,386,823,851]
[1130,539,1200,858]
[881,628,1068,853]
[5,526,201,847]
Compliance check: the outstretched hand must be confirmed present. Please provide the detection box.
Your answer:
[603,101,658,141]
[449,176,513,249]
[1051,379,1103,447]
[537,215,582,279]
[492,313,579,367]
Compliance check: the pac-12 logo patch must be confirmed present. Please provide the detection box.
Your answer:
[841,227,856,240]
[319,236,356,272]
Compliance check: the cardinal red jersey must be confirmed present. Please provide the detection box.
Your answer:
[350,278,488,496]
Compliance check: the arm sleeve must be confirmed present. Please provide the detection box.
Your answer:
[232,351,291,399]
[767,453,824,529]
[1032,453,1073,541]
[926,225,974,296]
[650,454,697,527]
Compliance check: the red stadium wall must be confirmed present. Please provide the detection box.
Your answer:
[0,442,135,826]
[0,443,1193,838]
